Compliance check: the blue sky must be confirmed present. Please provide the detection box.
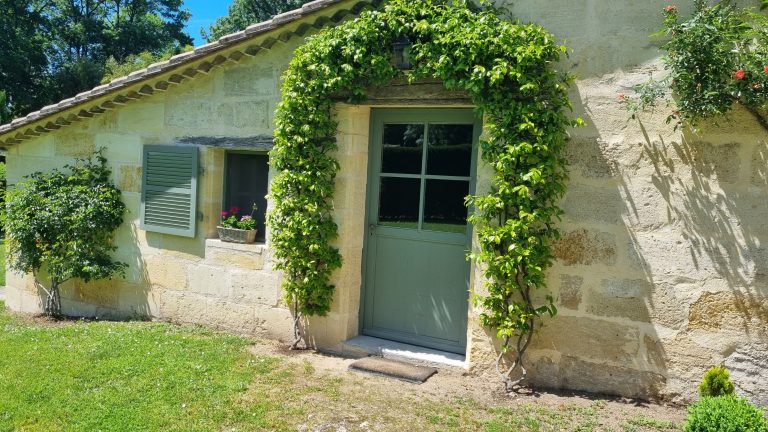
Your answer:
[183,0,235,46]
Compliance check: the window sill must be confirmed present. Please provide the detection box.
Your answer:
[205,238,267,254]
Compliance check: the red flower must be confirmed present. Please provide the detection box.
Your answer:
[664,5,676,12]
[220,211,228,217]
[229,206,240,214]
[618,93,626,101]
[764,65,768,74]
[734,69,746,80]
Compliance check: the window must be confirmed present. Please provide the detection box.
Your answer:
[377,122,473,233]
[140,145,198,237]
[224,152,269,242]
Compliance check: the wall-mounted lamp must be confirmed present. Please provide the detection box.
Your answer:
[392,35,412,70]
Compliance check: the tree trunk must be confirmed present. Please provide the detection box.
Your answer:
[290,298,304,350]
[44,278,61,317]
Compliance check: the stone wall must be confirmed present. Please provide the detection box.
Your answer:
[3,36,308,343]
[511,102,768,405]
[3,0,767,406]
[461,0,768,405]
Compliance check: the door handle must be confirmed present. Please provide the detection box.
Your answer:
[369,224,376,236]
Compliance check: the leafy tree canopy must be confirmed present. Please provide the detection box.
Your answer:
[203,0,306,42]
[101,45,192,84]
[0,0,192,121]
[0,1,52,123]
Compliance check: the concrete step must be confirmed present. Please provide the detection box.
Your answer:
[338,335,467,369]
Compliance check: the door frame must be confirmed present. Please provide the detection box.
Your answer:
[359,107,481,353]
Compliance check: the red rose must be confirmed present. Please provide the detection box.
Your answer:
[764,65,768,74]
[664,5,676,12]
[734,69,746,80]
[229,206,240,214]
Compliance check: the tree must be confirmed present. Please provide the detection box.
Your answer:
[101,45,192,84]
[102,0,191,62]
[0,0,53,121]
[0,1,192,120]
[6,151,127,316]
[203,0,305,42]
[0,91,11,125]
[45,0,193,102]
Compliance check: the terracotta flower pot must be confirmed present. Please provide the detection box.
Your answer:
[217,226,257,244]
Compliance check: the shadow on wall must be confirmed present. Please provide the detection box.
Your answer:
[637,112,768,406]
[472,0,710,403]
[521,87,669,402]
[49,222,153,321]
[522,91,768,404]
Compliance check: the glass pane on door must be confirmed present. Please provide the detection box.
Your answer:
[381,123,424,174]
[427,124,473,176]
[423,179,470,233]
[378,177,420,228]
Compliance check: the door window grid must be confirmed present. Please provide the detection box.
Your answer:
[377,122,473,232]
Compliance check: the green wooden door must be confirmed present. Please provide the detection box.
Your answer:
[362,108,479,354]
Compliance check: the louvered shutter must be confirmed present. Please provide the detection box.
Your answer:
[140,145,198,237]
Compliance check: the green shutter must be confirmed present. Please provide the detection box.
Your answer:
[140,145,198,237]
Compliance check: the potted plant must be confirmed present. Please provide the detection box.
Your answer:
[217,204,258,243]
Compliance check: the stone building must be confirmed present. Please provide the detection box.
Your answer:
[0,0,766,405]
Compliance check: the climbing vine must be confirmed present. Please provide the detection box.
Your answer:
[625,0,768,131]
[269,0,578,389]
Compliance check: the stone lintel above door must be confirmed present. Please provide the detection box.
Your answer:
[333,78,472,106]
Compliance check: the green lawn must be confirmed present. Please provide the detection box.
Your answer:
[0,304,288,431]
[0,302,684,431]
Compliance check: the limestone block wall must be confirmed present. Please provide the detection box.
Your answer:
[461,0,768,405]
[3,37,308,343]
[3,0,767,406]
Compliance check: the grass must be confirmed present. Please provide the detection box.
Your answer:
[621,415,680,432]
[0,302,684,431]
[0,303,269,431]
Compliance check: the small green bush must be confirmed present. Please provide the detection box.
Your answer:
[685,396,768,432]
[698,366,735,397]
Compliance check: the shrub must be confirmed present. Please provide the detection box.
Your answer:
[625,1,768,131]
[698,366,735,397]
[684,395,768,432]
[6,150,126,316]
